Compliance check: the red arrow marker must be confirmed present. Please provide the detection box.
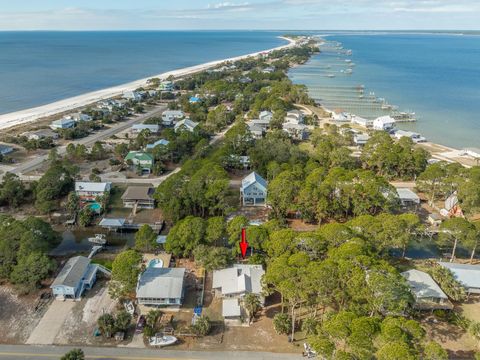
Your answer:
[239,228,248,258]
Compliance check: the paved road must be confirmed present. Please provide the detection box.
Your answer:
[0,344,300,360]
[2,105,167,180]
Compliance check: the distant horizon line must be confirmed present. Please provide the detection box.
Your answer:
[0,29,479,32]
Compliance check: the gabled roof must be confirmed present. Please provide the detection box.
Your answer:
[241,172,267,192]
[146,139,169,149]
[125,151,154,162]
[212,264,264,296]
[439,262,480,289]
[401,269,448,299]
[51,256,90,288]
[222,298,241,317]
[75,181,111,193]
[396,188,420,202]
[136,267,185,299]
[132,124,160,132]
[374,115,396,124]
[174,119,198,131]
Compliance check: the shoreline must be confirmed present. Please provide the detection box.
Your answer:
[0,36,295,130]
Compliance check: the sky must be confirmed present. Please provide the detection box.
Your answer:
[0,0,479,31]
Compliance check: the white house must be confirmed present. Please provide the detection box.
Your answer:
[439,262,480,295]
[250,119,271,131]
[75,182,112,202]
[213,264,265,303]
[131,124,160,134]
[50,118,76,130]
[259,110,273,122]
[401,269,452,310]
[373,116,396,131]
[351,115,373,128]
[285,110,305,125]
[394,130,427,143]
[159,80,174,91]
[174,119,199,133]
[123,91,144,101]
[50,256,98,301]
[240,172,267,206]
[136,267,186,307]
[332,111,352,122]
[353,133,370,146]
[145,139,169,151]
[161,110,184,126]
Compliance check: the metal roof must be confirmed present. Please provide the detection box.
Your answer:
[212,264,264,296]
[241,172,267,192]
[121,186,154,201]
[75,181,111,193]
[222,298,241,317]
[402,269,448,299]
[396,188,420,202]
[439,262,480,289]
[99,218,126,227]
[136,267,185,299]
[51,256,90,288]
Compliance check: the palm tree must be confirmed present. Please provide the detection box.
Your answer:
[97,313,116,338]
[243,293,261,324]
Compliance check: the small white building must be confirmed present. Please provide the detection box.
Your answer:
[159,80,174,91]
[394,130,427,143]
[22,129,59,141]
[332,111,352,122]
[353,133,370,146]
[162,110,184,126]
[401,269,452,310]
[69,113,93,122]
[373,116,396,131]
[351,115,373,128]
[396,188,420,207]
[50,118,76,130]
[174,119,199,133]
[136,267,186,307]
[240,172,267,206]
[285,110,305,125]
[131,124,160,134]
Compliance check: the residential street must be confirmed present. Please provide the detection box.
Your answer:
[0,344,301,360]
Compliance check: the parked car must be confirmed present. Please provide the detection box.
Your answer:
[135,315,146,334]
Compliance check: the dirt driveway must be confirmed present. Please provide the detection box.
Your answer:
[26,301,75,345]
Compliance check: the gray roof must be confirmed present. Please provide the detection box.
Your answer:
[212,264,264,296]
[241,172,267,192]
[222,298,241,317]
[75,181,112,193]
[439,262,480,289]
[137,267,185,299]
[121,186,154,201]
[396,188,420,202]
[99,218,126,227]
[402,269,448,300]
[51,256,90,288]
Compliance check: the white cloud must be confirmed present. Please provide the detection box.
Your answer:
[207,2,250,9]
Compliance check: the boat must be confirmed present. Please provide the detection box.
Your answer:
[149,335,178,347]
[345,59,352,63]
[124,300,135,315]
[325,74,336,78]
[344,69,353,75]
[88,234,107,245]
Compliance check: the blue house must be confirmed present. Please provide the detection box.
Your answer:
[189,96,201,104]
[240,172,268,206]
[50,256,98,301]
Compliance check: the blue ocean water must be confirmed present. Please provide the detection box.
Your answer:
[0,31,284,115]
[289,33,480,148]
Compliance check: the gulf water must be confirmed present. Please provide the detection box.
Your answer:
[0,31,284,115]
[289,32,480,148]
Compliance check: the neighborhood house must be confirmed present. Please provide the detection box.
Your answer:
[121,186,155,209]
[162,110,184,126]
[212,264,265,302]
[50,118,76,130]
[131,124,160,134]
[50,256,98,301]
[124,151,154,174]
[136,267,186,307]
[174,119,199,133]
[439,262,480,295]
[240,172,268,206]
[0,144,14,155]
[285,110,305,125]
[145,139,169,150]
[373,116,396,131]
[401,269,452,310]
[75,182,112,202]
[396,188,421,207]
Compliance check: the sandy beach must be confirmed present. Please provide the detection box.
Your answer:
[0,36,295,130]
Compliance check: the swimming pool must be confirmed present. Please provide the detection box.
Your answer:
[88,202,102,213]
[148,259,164,268]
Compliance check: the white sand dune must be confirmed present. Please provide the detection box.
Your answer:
[0,37,295,130]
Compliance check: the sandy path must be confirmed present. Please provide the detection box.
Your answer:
[0,37,295,130]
